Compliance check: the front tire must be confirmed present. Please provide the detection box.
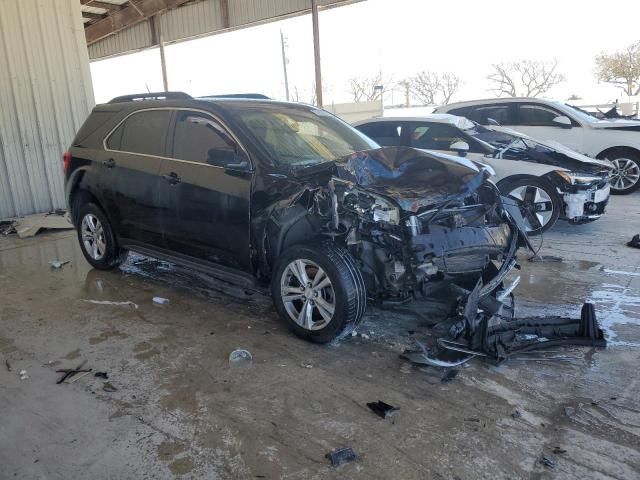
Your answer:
[271,242,366,343]
[76,203,128,270]
[604,150,640,195]
[499,177,561,236]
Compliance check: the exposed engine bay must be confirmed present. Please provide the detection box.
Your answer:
[261,147,606,362]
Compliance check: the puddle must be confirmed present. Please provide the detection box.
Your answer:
[515,259,640,347]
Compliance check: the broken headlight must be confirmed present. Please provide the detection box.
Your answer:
[344,191,400,225]
[555,171,603,185]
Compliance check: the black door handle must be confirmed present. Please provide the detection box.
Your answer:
[162,172,181,185]
[103,158,115,168]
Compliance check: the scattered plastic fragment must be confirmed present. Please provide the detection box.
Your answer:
[300,363,313,369]
[441,369,459,383]
[552,447,567,455]
[152,297,170,305]
[564,406,575,417]
[94,371,109,379]
[49,260,70,269]
[82,299,139,309]
[627,234,640,249]
[229,349,252,368]
[367,400,399,419]
[511,410,522,419]
[325,447,357,467]
[56,360,91,384]
[540,453,557,469]
[102,382,118,392]
[464,417,480,422]
[5,359,11,372]
[360,333,370,340]
[19,369,29,380]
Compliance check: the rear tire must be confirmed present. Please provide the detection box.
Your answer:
[601,150,640,195]
[76,203,128,270]
[271,241,366,343]
[499,177,561,236]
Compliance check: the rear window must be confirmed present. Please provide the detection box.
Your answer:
[107,110,172,156]
[356,122,404,146]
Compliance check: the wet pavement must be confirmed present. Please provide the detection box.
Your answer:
[1,194,639,479]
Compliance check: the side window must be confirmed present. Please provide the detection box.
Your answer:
[410,123,481,153]
[108,110,172,156]
[518,104,564,126]
[356,122,403,146]
[171,111,237,167]
[465,105,514,125]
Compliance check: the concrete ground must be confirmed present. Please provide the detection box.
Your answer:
[1,194,639,480]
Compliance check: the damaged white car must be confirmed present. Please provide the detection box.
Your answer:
[354,115,614,235]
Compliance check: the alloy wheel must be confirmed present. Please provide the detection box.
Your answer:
[609,158,640,191]
[280,259,335,331]
[508,185,554,232]
[81,213,106,261]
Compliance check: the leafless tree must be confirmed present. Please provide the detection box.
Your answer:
[347,73,394,102]
[595,41,640,96]
[408,71,462,105]
[488,60,565,97]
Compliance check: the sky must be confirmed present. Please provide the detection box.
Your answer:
[90,0,640,107]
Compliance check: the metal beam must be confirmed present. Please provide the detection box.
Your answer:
[311,0,323,107]
[80,0,125,11]
[152,15,169,92]
[82,11,107,20]
[85,0,192,45]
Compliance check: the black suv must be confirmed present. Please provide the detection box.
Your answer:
[65,92,528,343]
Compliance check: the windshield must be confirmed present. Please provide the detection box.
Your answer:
[563,104,598,123]
[235,106,378,167]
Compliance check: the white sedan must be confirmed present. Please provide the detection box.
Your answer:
[354,114,613,235]
[435,97,640,194]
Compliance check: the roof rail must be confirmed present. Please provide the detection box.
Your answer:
[107,92,192,104]
[200,93,271,100]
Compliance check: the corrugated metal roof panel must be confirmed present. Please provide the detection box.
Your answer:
[89,0,363,60]
[0,0,94,218]
[88,18,153,59]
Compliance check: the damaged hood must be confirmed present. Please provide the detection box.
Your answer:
[332,147,488,212]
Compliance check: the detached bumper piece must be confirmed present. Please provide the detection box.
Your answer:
[402,284,606,367]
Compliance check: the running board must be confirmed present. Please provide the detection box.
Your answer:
[123,242,264,291]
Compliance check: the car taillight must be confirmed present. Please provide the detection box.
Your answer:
[63,151,71,175]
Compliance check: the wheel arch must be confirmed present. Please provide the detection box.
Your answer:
[596,145,640,160]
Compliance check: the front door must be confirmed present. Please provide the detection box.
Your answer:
[158,110,253,271]
[103,109,172,246]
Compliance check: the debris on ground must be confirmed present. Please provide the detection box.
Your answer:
[511,410,522,419]
[367,400,399,419]
[539,453,557,469]
[564,406,575,417]
[56,360,91,384]
[300,363,313,369]
[152,296,170,305]
[102,382,118,392]
[12,211,73,238]
[94,371,109,379]
[627,234,640,249]
[229,349,252,368]
[552,447,567,455]
[0,220,15,235]
[464,417,480,422]
[528,254,563,263]
[5,359,11,372]
[325,447,357,467]
[82,299,139,309]
[441,369,459,383]
[19,369,29,380]
[49,260,70,269]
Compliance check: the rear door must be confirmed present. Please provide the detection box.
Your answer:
[513,103,584,152]
[158,109,253,271]
[104,109,172,246]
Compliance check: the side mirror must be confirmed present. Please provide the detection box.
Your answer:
[450,140,470,157]
[487,117,501,126]
[552,115,572,128]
